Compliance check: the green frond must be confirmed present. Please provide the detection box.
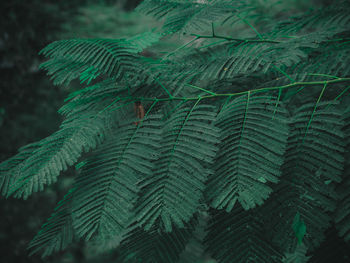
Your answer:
[280,42,350,94]
[187,31,343,82]
[58,78,130,118]
[72,114,162,241]
[117,219,196,263]
[205,207,282,263]
[39,31,162,86]
[136,0,242,34]
[178,208,209,263]
[28,188,75,258]
[263,101,345,252]
[0,142,41,197]
[161,2,350,86]
[271,1,350,36]
[135,103,220,232]
[142,59,202,98]
[127,31,164,51]
[212,42,309,79]
[334,111,350,242]
[207,93,289,211]
[0,98,128,199]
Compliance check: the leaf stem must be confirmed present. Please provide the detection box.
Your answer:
[189,33,280,43]
[121,77,350,102]
[302,82,327,144]
[186,84,216,95]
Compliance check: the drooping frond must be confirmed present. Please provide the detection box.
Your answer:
[273,41,350,97]
[72,113,162,241]
[135,103,220,232]
[303,42,350,78]
[178,207,209,263]
[205,207,282,263]
[58,77,130,119]
[206,93,289,211]
[263,101,345,252]
[0,94,130,199]
[0,114,105,199]
[136,0,247,34]
[124,31,164,52]
[271,0,350,37]
[334,110,350,242]
[170,31,347,85]
[0,142,41,196]
[135,58,204,99]
[28,188,75,257]
[192,40,315,82]
[39,31,162,86]
[117,220,196,263]
[160,1,350,87]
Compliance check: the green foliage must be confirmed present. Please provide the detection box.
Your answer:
[136,0,248,34]
[263,101,345,253]
[205,207,283,262]
[135,103,219,232]
[1,0,350,262]
[207,93,289,210]
[117,219,195,262]
[73,114,162,241]
[39,32,162,86]
[335,110,350,242]
[28,188,75,257]
[0,98,108,199]
[283,244,310,263]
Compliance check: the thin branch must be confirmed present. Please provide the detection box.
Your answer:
[113,77,350,103]
[186,84,216,95]
[189,33,280,43]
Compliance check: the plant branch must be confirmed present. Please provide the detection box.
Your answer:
[189,33,280,43]
[112,77,350,104]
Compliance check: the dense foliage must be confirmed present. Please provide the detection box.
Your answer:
[1,0,350,262]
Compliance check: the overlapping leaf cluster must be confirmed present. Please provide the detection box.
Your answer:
[1,0,350,262]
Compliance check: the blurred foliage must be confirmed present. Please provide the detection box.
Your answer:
[58,1,183,59]
[60,1,153,39]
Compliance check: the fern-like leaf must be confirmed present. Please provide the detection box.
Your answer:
[136,0,244,34]
[205,207,282,263]
[117,219,195,263]
[334,110,350,241]
[263,101,345,252]
[72,113,162,241]
[39,32,162,86]
[135,102,220,232]
[207,93,289,211]
[28,188,75,257]
[0,95,128,199]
